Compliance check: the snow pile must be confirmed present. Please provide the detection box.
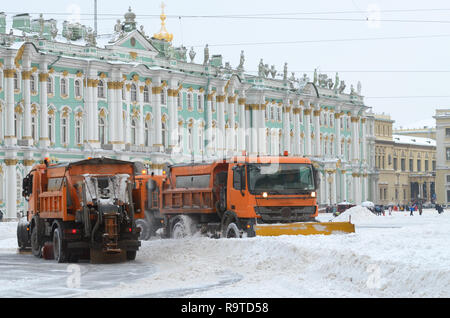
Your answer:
[332,205,377,224]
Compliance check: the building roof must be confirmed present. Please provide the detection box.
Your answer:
[392,134,436,147]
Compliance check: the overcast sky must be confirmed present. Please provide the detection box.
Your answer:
[3,0,450,129]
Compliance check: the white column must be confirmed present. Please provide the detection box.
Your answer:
[5,159,17,219]
[39,65,49,148]
[138,85,144,146]
[168,82,179,150]
[304,107,312,156]
[361,118,367,163]
[22,68,32,144]
[283,101,291,154]
[4,67,16,147]
[351,116,359,161]
[250,105,258,155]
[107,80,116,145]
[206,91,214,156]
[259,102,267,155]
[313,108,321,156]
[332,172,337,204]
[335,112,342,158]
[216,94,226,157]
[152,80,163,152]
[238,96,246,154]
[228,95,236,154]
[293,107,301,156]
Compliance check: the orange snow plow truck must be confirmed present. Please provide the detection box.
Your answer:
[134,156,355,239]
[17,158,142,263]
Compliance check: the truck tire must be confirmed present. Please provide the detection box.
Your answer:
[126,250,137,261]
[225,222,241,238]
[135,219,151,241]
[17,218,30,250]
[53,227,69,263]
[30,225,42,258]
[170,216,195,239]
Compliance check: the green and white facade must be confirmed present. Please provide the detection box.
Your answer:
[0,8,376,219]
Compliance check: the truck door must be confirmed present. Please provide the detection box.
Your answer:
[227,164,250,218]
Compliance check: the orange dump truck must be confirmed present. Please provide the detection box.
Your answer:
[134,156,354,239]
[17,158,142,263]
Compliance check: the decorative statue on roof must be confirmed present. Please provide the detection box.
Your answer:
[283,62,288,81]
[50,23,58,40]
[189,47,196,63]
[264,63,270,78]
[123,7,137,32]
[313,68,318,85]
[178,45,187,62]
[114,19,122,34]
[237,50,245,71]
[85,27,96,47]
[334,72,340,91]
[357,81,362,95]
[258,59,265,77]
[270,65,277,78]
[203,44,209,65]
[350,84,356,95]
[289,72,296,82]
[338,80,346,94]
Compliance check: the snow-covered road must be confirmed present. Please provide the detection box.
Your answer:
[1,207,449,298]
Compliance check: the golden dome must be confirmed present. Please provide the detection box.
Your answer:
[153,2,173,42]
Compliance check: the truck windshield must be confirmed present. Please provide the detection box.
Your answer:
[247,163,315,195]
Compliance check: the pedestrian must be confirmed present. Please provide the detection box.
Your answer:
[419,204,423,216]
[410,203,415,216]
[388,205,393,216]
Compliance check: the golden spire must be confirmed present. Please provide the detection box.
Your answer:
[153,2,173,42]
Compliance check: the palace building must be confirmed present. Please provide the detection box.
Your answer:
[0,6,375,219]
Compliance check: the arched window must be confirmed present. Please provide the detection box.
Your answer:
[48,115,54,143]
[31,115,37,141]
[98,80,105,98]
[130,84,137,102]
[130,119,137,145]
[198,125,204,153]
[60,78,67,96]
[143,86,150,103]
[47,77,53,94]
[75,118,82,145]
[99,117,106,144]
[14,113,21,138]
[61,116,69,145]
[74,80,82,98]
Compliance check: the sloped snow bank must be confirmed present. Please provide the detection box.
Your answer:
[332,205,377,224]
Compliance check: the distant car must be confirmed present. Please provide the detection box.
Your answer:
[334,202,355,216]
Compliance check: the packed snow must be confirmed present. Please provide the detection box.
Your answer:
[0,207,450,298]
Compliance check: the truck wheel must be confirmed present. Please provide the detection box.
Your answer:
[30,226,42,258]
[53,227,69,263]
[135,219,151,241]
[171,220,187,239]
[225,222,241,238]
[126,250,137,261]
[17,218,30,250]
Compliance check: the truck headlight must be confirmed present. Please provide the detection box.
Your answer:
[311,191,316,198]
[262,192,268,198]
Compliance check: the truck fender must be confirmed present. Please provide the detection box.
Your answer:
[220,211,242,236]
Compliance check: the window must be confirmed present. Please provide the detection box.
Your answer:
[401,158,406,171]
[178,92,182,109]
[143,86,149,103]
[31,116,37,141]
[198,95,203,111]
[187,93,193,110]
[60,78,67,96]
[188,126,193,152]
[409,159,414,171]
[99,117,106,144]
[162,122,167,149]
[393,157,398,171]
[75,118,82,145]
[447,190,450,203]
[144,121,150,147]
[13,72,19,90]
[130,84,137,102]
[446,175,450,184]
[75,80,82,98]
[30,75,36,92]
[61,116,69,145]
[161,89,166,105]
[130,119,136,145]
[417,160,421,172]
[98,80,105,98]
[47,77,53,94]
[48,116,54,143]
[446,147,450,161]
[198,126,204,153]
[446,128,450,137]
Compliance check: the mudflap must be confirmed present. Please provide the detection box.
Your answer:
[255,221,355,236]
[90,249,127,264]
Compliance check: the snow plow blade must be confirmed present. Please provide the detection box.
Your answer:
[255,222,355,236]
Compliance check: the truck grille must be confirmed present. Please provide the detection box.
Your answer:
[254,206,316,223]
